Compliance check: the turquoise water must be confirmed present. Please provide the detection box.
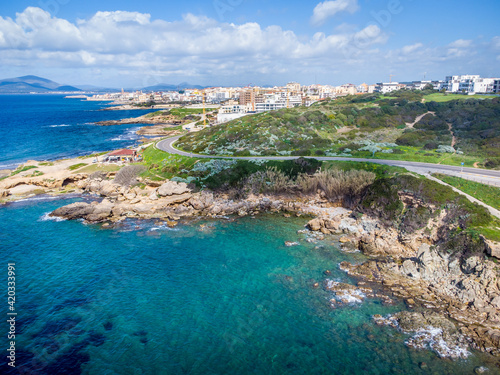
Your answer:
[1,196,498,374]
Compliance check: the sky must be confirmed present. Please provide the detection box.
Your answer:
[0,0,499,88]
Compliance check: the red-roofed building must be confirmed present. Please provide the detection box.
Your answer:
[107,149,137,162]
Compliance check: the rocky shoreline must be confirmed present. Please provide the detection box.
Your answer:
[2,162,500,363]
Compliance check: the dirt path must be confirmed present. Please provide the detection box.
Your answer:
[406,111,435,128]
[448,122,457,148]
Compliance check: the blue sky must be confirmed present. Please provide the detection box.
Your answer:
[0,0,499,87]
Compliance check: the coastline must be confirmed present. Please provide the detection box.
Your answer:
[2,156,500,361]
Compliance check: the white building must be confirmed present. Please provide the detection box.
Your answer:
[255,94,302,113]
[408,80,445,91]
[217,104,253,124]
[494,79,500,93]
[374,82,405,94]
[472,78,497,94]
[443,75,499,94]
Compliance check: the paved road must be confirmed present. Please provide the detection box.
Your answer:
[157,135,500,186]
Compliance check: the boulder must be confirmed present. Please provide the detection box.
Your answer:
[307,218,323,231]
[50,202,94,220]
[158,181,191,197]
[485,239,500,260]
[99,181,121,197]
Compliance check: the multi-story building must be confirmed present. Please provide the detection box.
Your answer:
[374,82,405,94]
[286,82,301,94]
[444,75,500,94]
[335,84,357,96]
[357,83,369,93]
[494,79,500,93]
[239,89,255,106]
[217,104,253,124]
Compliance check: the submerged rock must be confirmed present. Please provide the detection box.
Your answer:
[375,311,470,359]
[325,280,374,306]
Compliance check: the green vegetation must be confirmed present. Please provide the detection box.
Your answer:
[28,170,44,177]
[75,164,122,174]
[68,163,88,171]
[145,108,204,123]
[478,222,500,242]
[141,146,203,181]
[174,90,499,168]
[432,174,500,210]
[38,162,54,166]
[424,93,497,103]
[10,165,37,176]
[322,161,407,178]
[358,174,493,236]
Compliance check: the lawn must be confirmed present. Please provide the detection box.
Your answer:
[423,93,497,102]
[68,163,88,171]
[432,173,500,210]
[75,164,122,174]
[140,145,203,180]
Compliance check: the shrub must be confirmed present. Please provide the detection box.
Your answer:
[423,142,439,150]
[297,169,375,205]
[291,149,312,156]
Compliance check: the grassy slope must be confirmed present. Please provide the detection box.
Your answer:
[432,173,500,210]
[174,92,499,168]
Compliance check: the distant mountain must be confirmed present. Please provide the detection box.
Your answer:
[0,75,82,93]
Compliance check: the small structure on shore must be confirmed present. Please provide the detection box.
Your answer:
[107,149,137,163]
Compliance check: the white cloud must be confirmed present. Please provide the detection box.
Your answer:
[1,7,498,86]
[0,7,386,77]
[401,43,423,55]
[311,0,359,26]
[448,39,472,49]
[491,36,500,49]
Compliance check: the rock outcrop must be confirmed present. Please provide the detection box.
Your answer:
[304,202,500,357]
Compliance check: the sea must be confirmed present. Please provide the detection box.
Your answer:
[0,95,498,374]
[0,94,156,170]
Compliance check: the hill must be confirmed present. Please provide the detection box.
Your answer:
[175,91,500,168]
[0,75,81,93]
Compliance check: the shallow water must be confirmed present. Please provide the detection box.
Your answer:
[1,196,499,374]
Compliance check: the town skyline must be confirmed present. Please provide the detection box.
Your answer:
[0,1,499,87]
